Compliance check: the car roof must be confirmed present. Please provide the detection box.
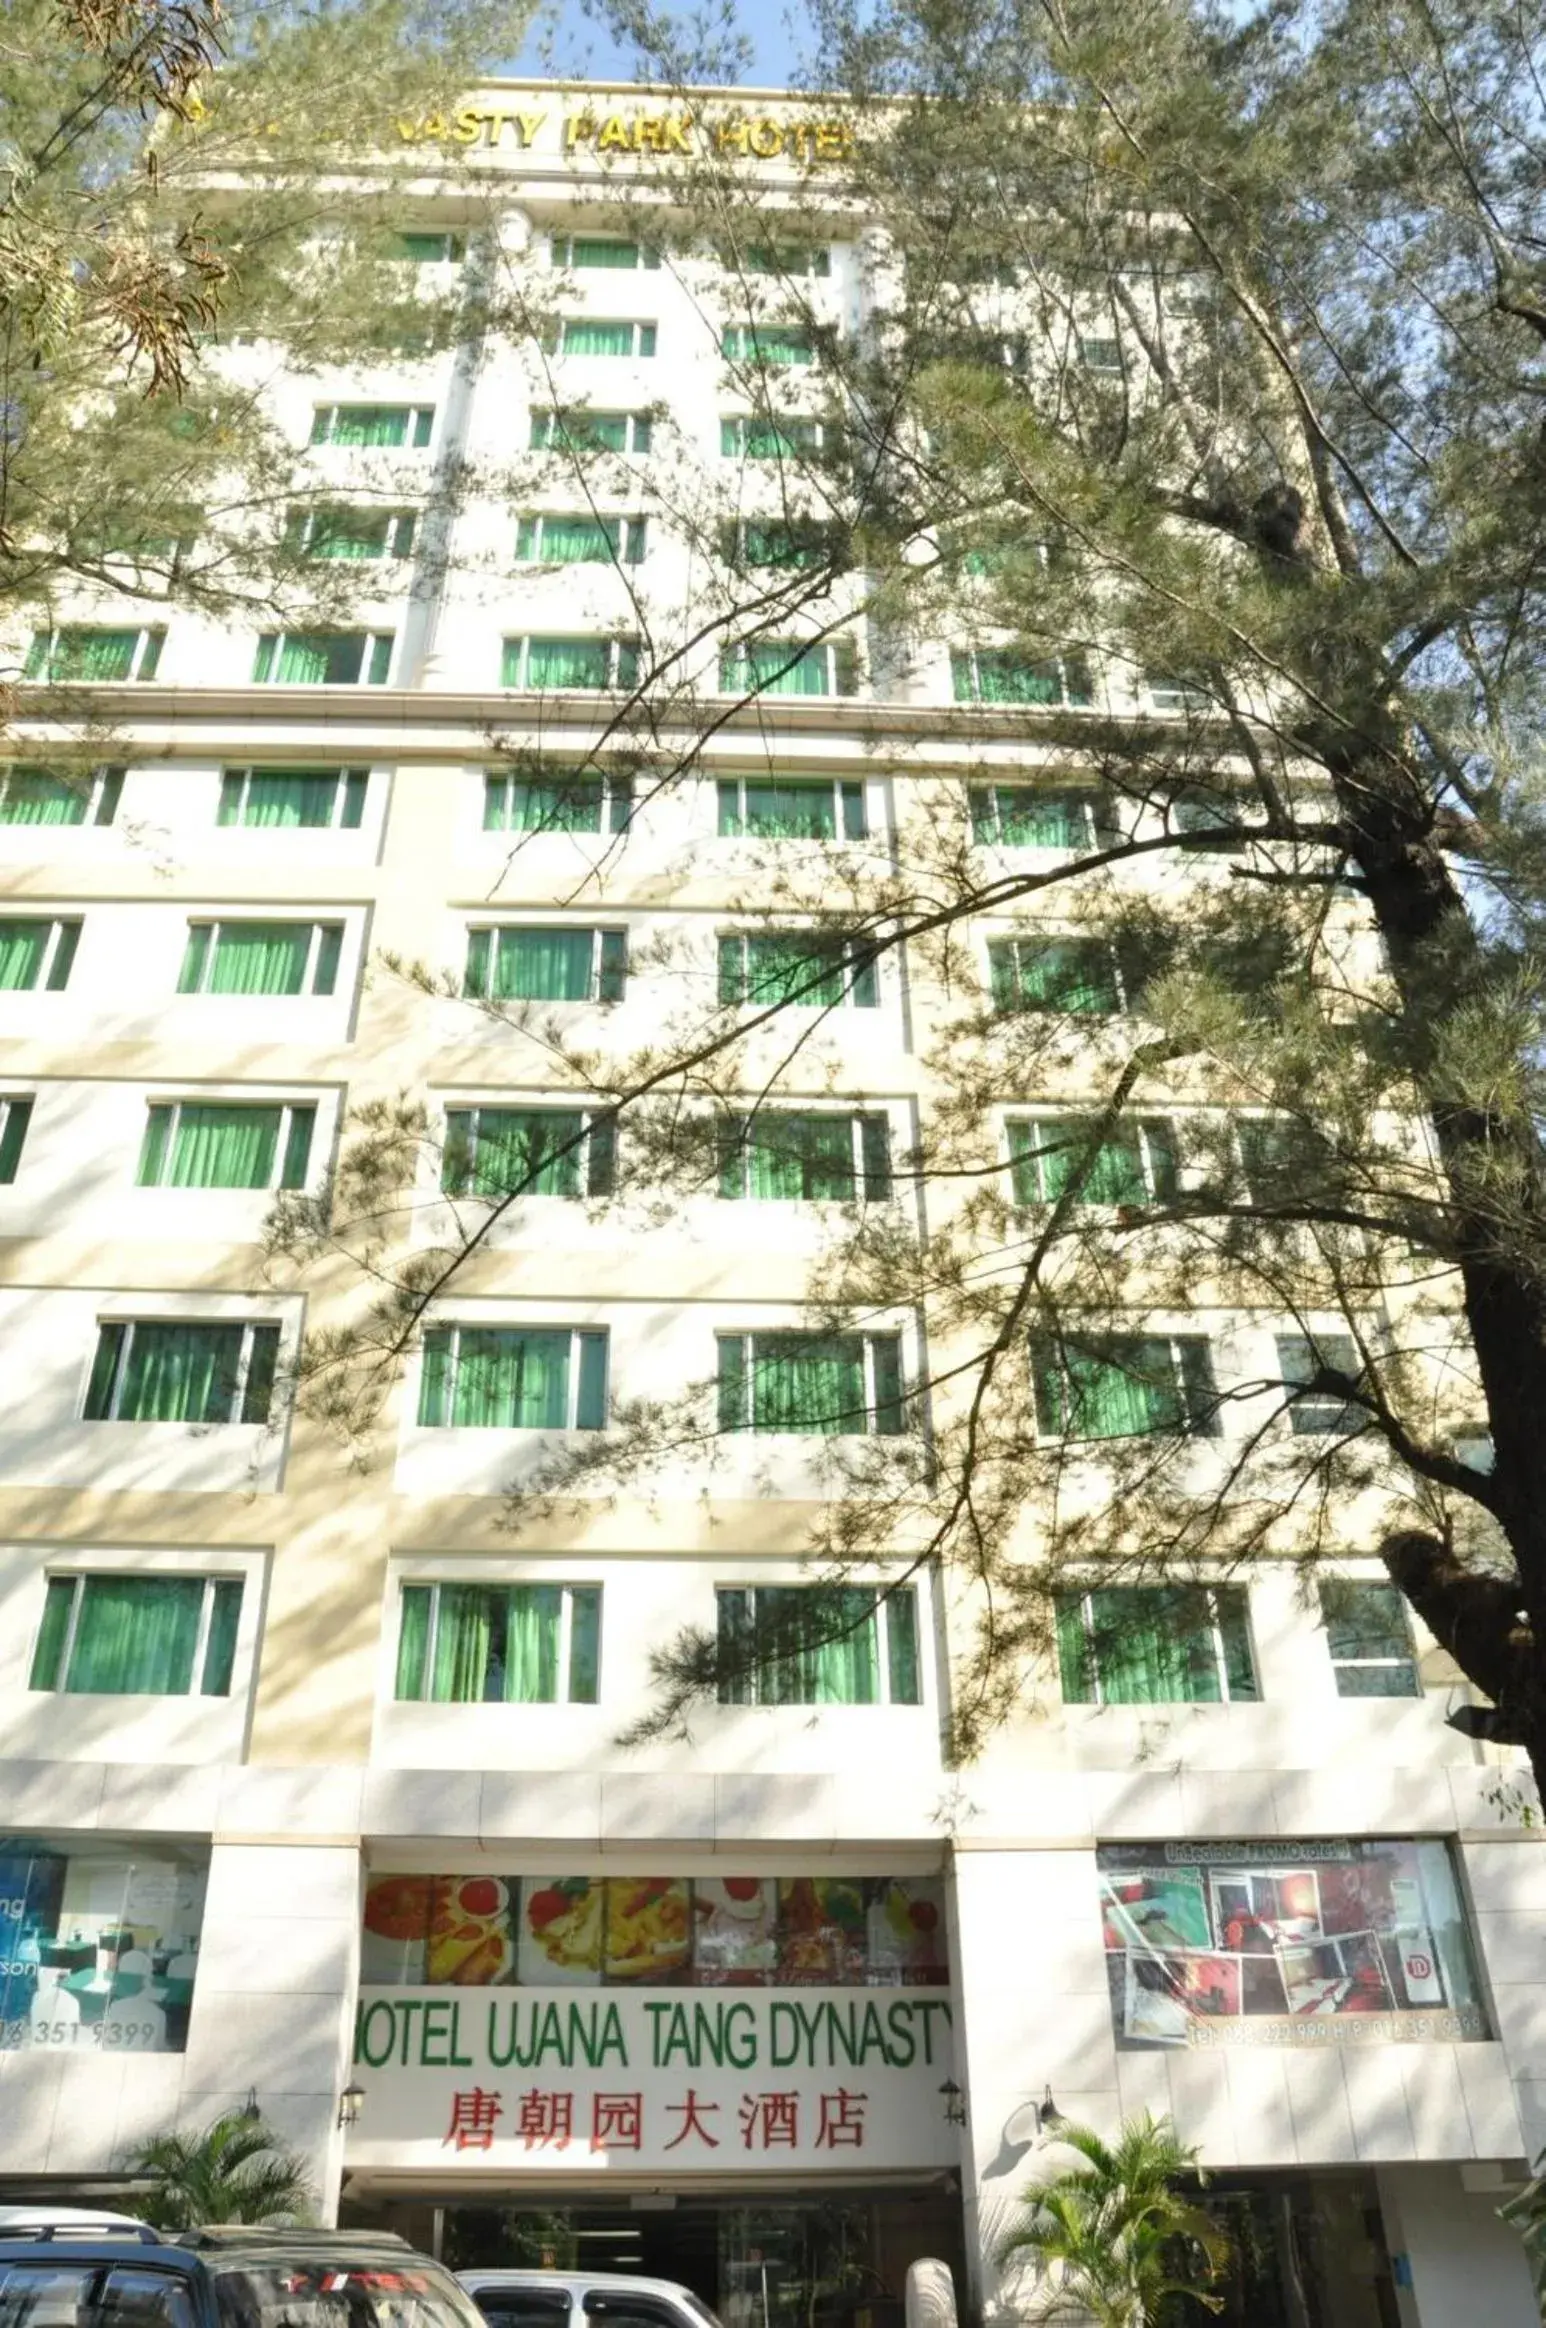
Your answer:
[458,2274,700,2302]
[0,2236,199,2268]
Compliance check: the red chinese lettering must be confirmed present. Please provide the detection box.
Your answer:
[516,2090,574,2149]
[592,2092,644,2153]
[815,2089,867,2149]
[663,2087,722,2150]
[443,2088,503,2152]
[738,2091,800,2150]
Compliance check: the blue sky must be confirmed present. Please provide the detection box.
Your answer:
[510,2,809,88]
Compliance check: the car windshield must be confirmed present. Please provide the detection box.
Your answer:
[214,2263,483,2328]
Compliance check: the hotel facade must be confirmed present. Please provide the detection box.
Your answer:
[0,78,1542,2328]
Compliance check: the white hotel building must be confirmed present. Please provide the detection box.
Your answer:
[0,77,1542,2328]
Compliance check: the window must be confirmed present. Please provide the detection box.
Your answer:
[556,318,657,358]
[310,405,434,446]
[463,925,627,1004]
[988,936,1123,1016]
[530,408,653,454]
[971,786,1114,849]
[1276,1332,1367,1435]
[722,517,842,572]
[30,1574,242,1697]
[0,1095,32,1182]
[718,640,858,698]
[23,628,164,683]
[721,325,816,366]
[1031,1333,1220,1440]
[0,918,81,991]
[720,414,833,460]
[484,768,633,834]
[417,1326,608,1429]
[217,767,368,828]
[84,1320,281,1424]
[137,1102,315,1191]
[1056,1585,1259,1704]
[552,235,658,270]
[1147,674,1212,713]
[395,1582,601,1703]
[252,632,393,685]
[718,1112,891,1201]
[1078,335,1122,372]
[739,242,832,277]
[0,764,122,826]
[1236,1115,1330,1201]
[390,230,465,263]
[515,513,647,565]
[1170,784,1246,849]
[718,932,879,1009]
[178,921,343,997]
[287,507,417,560]
[1009,1115,1178,1205]
[500,636,640,691]
[716,1332,906,1436]
[717,1585,920,1705]
[442,1107,616,1199]
[718,776,865,839]
[1319,1580,1421,1698]
[951,649,1093,706]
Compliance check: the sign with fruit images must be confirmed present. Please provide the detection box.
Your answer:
[352,1871,954,2173]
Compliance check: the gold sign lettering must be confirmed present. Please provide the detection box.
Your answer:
[391,103,849,161]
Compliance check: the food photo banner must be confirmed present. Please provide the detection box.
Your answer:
[362,1873,949,1989]
[1097,1838,1489,2051]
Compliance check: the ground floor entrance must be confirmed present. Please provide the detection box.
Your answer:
[1175,2172,1400,2328]
[342,2184,965,2328]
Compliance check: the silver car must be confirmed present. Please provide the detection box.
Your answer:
[458,2269,722,2328]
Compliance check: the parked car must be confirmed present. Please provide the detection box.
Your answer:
[0,2209,152,2237]
[0,2224,488,2328]
[457,2269,722,2328]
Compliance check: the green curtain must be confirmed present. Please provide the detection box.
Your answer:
[539,516,617,563]
[743,1115,853,1199]
[738,936,846,1006]
[274,635,363,684]
[751,1335,864,1432]
[418,1584,563,1702]
[734,781,838,836]
[450,1330,570,1426]
[1064,1587,1257,1705]
[330,407,409,446]
[1060,1339,1180,1438]
[562,319,635,355]
[118,1324,243,1421]
[955,652,1063,704]
[446,1110,583,1198]
[0,770,88,825]
[233,773,341,826]
[490,777,606,832]
[570,238,640,267]
[308,512,388,559]
[55,630,139,680]
[487,928,594,1000]
[1010,1118,1146,1204]
[0,922,49,989]
[165,1106,281,1188]
[976,788,1089,846]
[756,1587,880,1703]
[568,1588,601,1701]
[725,644,832,696]
[205,924,313,994]
[533,409,629,451]
[992,939,1118,1015]
[524,639,610,689]
[201,1580,242,1694]
[65,1577,204,1694]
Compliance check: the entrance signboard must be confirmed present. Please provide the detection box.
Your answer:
[348,1985,957,2174]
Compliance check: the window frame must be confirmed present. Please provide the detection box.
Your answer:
[1318,1577,1422,1699]
[82,1317,282,1425]
[514,512,648,566]
[251,632,394,686]
[288,506,417,562]
[482,767,633,836]
[721,324,817,367]
[555,317,658,359]
[500,636,641,692]
[309,404,435,447]
[717,930,881,1011]
[716,774,866,839]
[715,1582,922,1706]
[715,1329,908,1437]
[415,1323,609,1431]
[717,639,859,699]
[551,235,659,271]
[29,1570,244,1698]
[1007,1113,1178,1206]
[1055,1583,1260,1706]
[1275,1330,1368,1435]
[970,783,1115,850]
[987,933,1126,1017]
[177,919,345,998]
[391,229,466,264]
[951,648,1094,707]
[0,1093,33,1182]
[462,923,628,1005]
[440,1103,617,1201]
[0,763,123,826]
[393,1578,603,1704]
[135,1098,317,1193]
[719,413,833,461]
[530,408,653,455]
[0,916,82,991]
[717,1109,892,1203]
[23,627,165,683]
[216,766,369,830]
[1031,1331,1222,1442]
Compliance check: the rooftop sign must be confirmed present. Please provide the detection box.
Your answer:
[393,105,855,161]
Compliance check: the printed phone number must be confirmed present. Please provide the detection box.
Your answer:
[1,2019,172,2052]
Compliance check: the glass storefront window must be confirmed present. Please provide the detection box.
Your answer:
[1097,1838,1487,2050]
[360,1872,948,1989]
[0,1836,208,2053]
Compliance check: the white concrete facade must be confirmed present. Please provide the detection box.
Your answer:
[0,77,1541,2328]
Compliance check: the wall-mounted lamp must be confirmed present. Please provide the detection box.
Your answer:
[1035,2084,1063,2131]
[938,2078,966,2126]
[240,2088,261,2125]
[337,2081,366,2131]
